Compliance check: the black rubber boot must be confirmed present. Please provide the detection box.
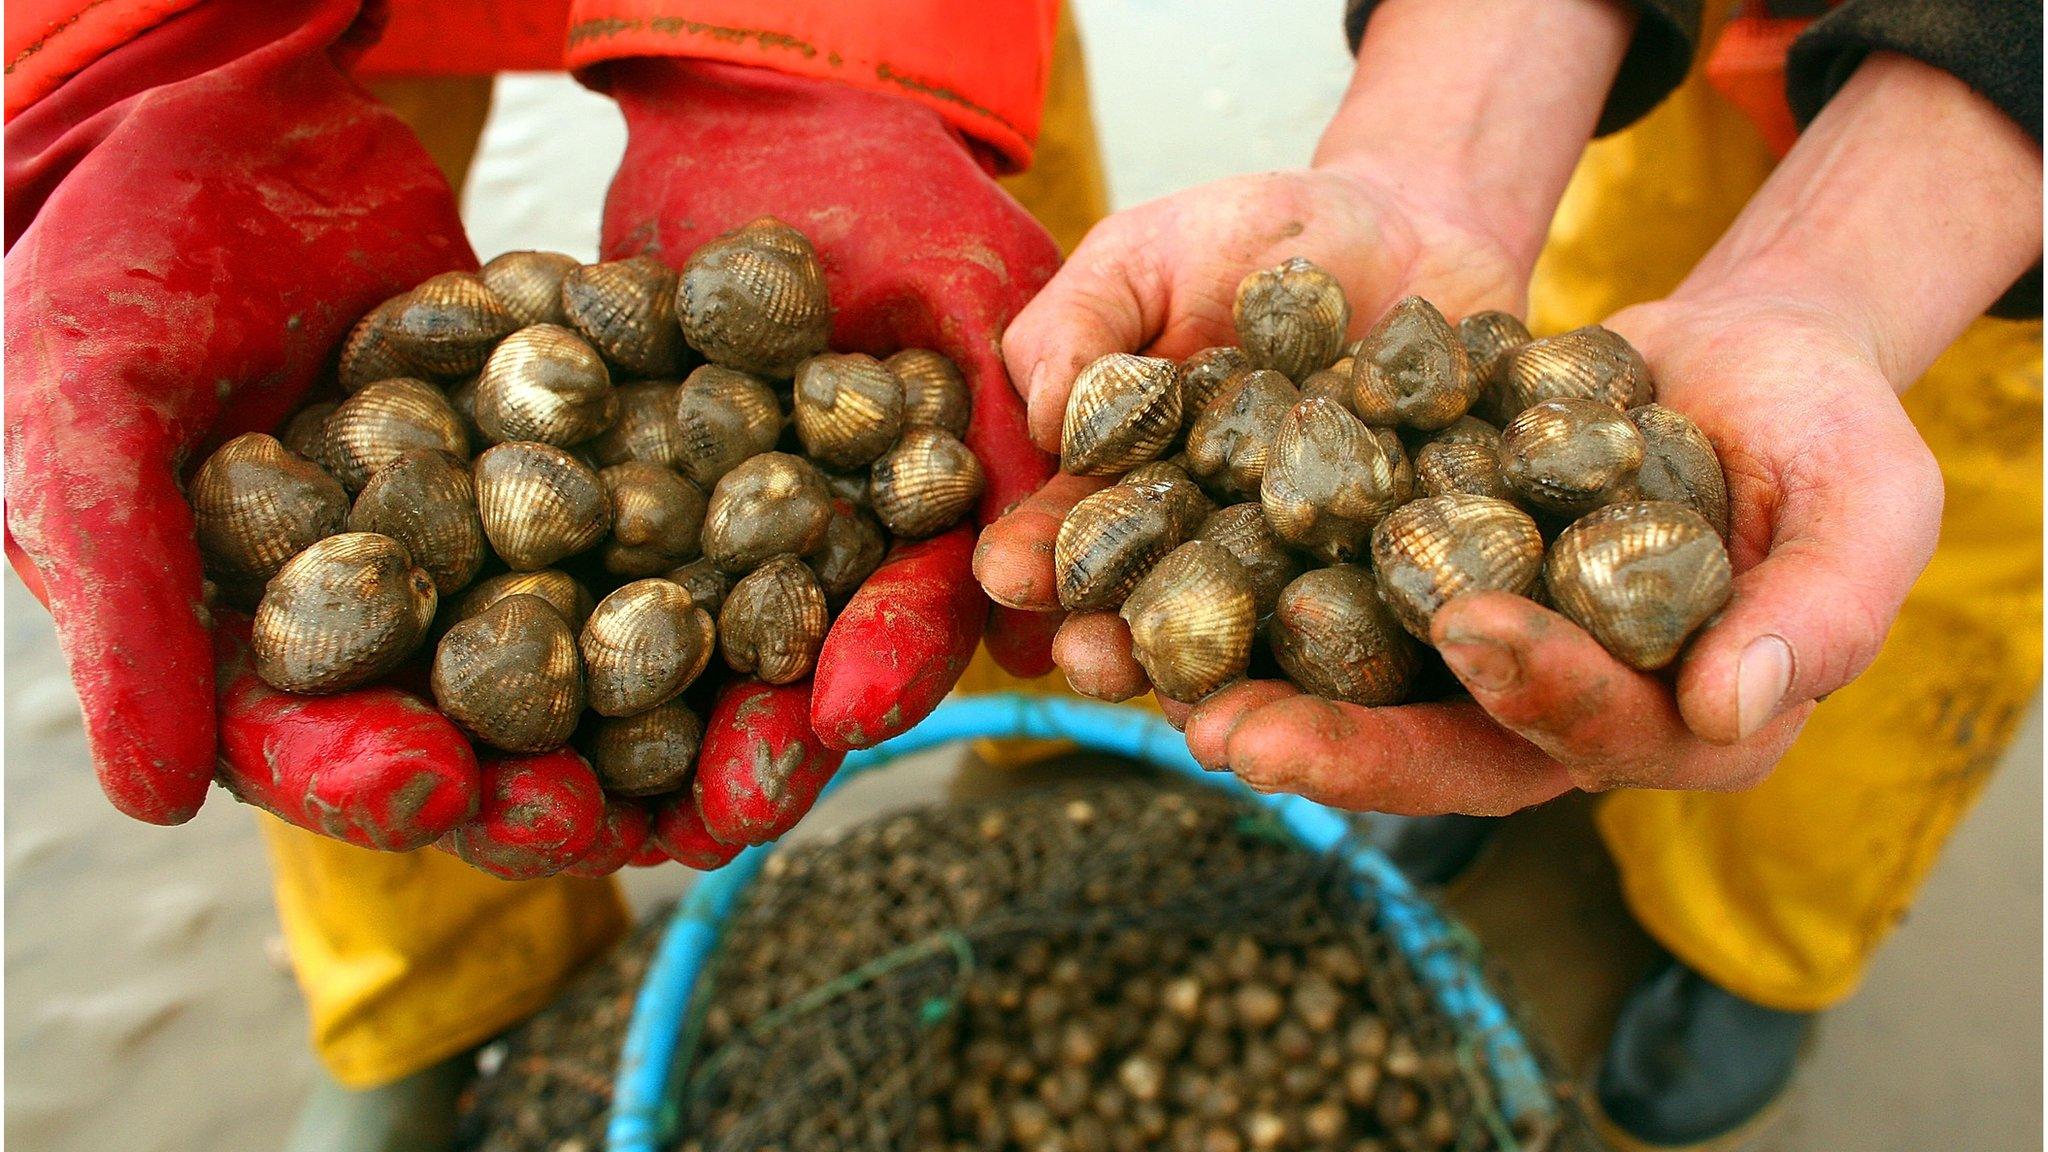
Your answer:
[1371,813,1501,888]
[1590,955,1813,1150]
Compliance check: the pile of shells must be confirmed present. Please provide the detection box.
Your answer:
[192,217,983,801]
[1053,257,1733,705]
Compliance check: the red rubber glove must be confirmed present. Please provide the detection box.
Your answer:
[594,59,1063,775]
[4,0,480,833]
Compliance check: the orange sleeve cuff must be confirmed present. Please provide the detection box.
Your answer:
[564,0,1058,172]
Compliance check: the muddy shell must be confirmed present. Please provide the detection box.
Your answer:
[480,250,579,327]
[678,217,833,377]
[1061,353,1183,476]
[663,557,736,618]
[587,699,704,797]
[560,255,690,378]
[472,441,612,570]
[346,448,488,596]
[1123,460,1216,538]
[1121,541,1257,704]
[1349,297,1479,431]
[793,353,906,469]
[1176,347,1254,425]
[870,426,985,539]
[1413,416,1512,500]
[1054,482,1187,612]
[1628,403,1729,537]
[1233,258,1351,381]
[191,433,350,599]
[1545,501,1732,670]
[804,498,888,605]
[1495,325,1653,421]
[580,579,717,716]
[601,461,708,576]
[1182,369,1300,502]
[887,348,973,437]
[672,365,785,490]
[280,402,339,463]
[1370,494,1545,641]
[474,323,617,446]
[1499,397,1645,518]
[1259,398,1412,563]
[385,271,519,378]
[719,554,830,685]
[431,593,584,752]
[1268,566,1417,706]
[1193,503,1306,618]
[450,569,596,631]
[323,377,470,492]
[1457,310,1532,423]
[251,533,437,693]
[337,295,418,393]
[701,451,835,574]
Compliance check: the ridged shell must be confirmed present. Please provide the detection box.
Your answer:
[820,468,870,508]
[323,377,469,491]
[386,271,519,377]
[1629,404,1729,537]
[1545,501,1732,670]
[805,497,887,605]
[869,426,985,539]
[1233,258,1351,381]
[1182,369,1300,502]
[1267,566,1416,705]
[1414,417,1511,500]
[671,365,786,489]
[446,374,484,444]
[1193,503,1305,617]
[1053,482,1185,611]
[338,295,418,393]
[1258,399,1412,563]
[719,554,829,685]
[1458,310,1532,424]
[1122,461,1215,537]
[601,461,707,576]
[474,324,617,446]
[346,448,487,595]
[590,380,683,467]
[430,593,584,752]
[191,433,349,598]
[1370,494,1544,640]
[663,557,735,618]
[1299,358,1356,413]
[280,402,338,462]
[793,353,906,469]
[1060,353,1183,476]
[678,217,832,377]
[450,569,596,631]
[886,349,972,437]
[1121,541,1256,704]
[480,250,579,326]
[580,578,717,716]
[1500,398,1645,518]
[1176,347,1253,422]
[473,441,612,569]
[587,699,703,797]
[561,255,689,378]
[1496,325,1653,421]
[1349,297,1479,431]
[251,533,437,693]
[701,451,833,573]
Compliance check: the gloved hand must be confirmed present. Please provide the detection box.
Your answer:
[593,59,1062,803]
[5,0,482,839]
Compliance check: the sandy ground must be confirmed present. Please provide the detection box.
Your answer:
[7,3,2042,1147]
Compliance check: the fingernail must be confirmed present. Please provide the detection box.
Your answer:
[1736,634,1794,739]
[1439,638,1521,693]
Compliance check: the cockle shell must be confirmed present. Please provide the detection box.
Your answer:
[678,217,832,377]
[191,433,349,599]
[480,250,579,327]
[793,353,905,469]
[1122,460,1215,537]
[251,533,437,693]
[1121,541,1256,704]
[1182,369,1300,502]
[431,593,584,753]
[1233,258,1351,381]
[590,380,683,468]
[450,569,595,631]
[820,468,870,508]
[887,348,972,437]
[701,451,833,573]
[1413,416,1512,500]
[386,271,519,377]
[663,558,735,618]
[1177,346,1253,421]
[445,374,484,445]
[1349,297,1479,431]
[1053,482,1186,611]
[337,296,418,393]
[561,255,690,378]
[719,554,829,685]
[474,324,617,446]
[1259,398,1412,563]
[1500,397,1645,518]
[805,498,887,605]
[1629,404,1729,537]
[869,426,985,539]
[671,365,785,489]
[601,461,707,576]
[1060,353,1183,476]
[1545,501,1732,670]
[1496,325,1653,421]
[1193,503,1305,617]
[280,402,338,462]
[580,578,716,716]
[1299,357,1356,413]
[322,377,469,491]
[1370,494,1545,640]
[346,448,487,595]
[1457,310,1532,423]
[472,441,612,569]
[587,699,703,797]
[1267,566,1416,706]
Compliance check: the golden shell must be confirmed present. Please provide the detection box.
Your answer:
[586,699,703,797]
[1193,502,1305,618]
[1299,358,1356,414]
[1176,346,1253,424]
[869,426,985,539]
[1060,353,1183,476]
[804,498,886,605]
[385,271,519,378]
[1258,398,1412,563]
[1268,566,1414,706]
[671,365,786,489]
[663,557,735,618]
[678,217,833,377]
[589,380,683,468]
[1182,369,1300,502]
[560,254,689,378]
[251,533,437,693]
[580,578,717,716]
[1499,397,1646,518]
[479,250,579,327]
[1629,404,1729,537]
[1545,501,1732,670]
[346,448,487,596]
[338,295,418,393]
[820,467,870,508]
[430,593,583,753]
[191,433,349,598]
[1053,482,1186,612]
[472,441,612,570]
[322,376,469,491]
[1233,257,1351,381]
[1121,540,1256,704]
[1349,297,1479,431]
[449,569,595,631]
[1122,460,1215,537]
[445,374,483,444]
[1496,324,1654,421]
[280,401,338,463]
[474,323,617,446]
[1457,310,1532,424]
[601,461,707,576]
[701,451,834,573]
[886,348,972,437]
[719,554,830,685]
[793,353,906,469]
[1414,416,1511,500]
[1369,494,1544,640]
